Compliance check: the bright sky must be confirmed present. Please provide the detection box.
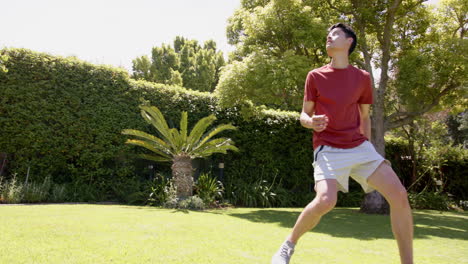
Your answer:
[2,0,440,73]
[2,0,240,72]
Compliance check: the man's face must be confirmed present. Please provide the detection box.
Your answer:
[326,27,352,55]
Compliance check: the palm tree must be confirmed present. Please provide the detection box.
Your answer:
[122,105,238,198]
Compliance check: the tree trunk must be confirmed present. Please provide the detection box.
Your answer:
[359,0,402,215]
[360,190,389,214]
[359,115,390,214]
[171,155,193,198]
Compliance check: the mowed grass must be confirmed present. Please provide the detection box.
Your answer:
[0,204,467,264]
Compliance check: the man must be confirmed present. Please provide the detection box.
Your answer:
[271,23,414,264]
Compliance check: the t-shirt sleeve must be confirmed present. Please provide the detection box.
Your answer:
[303,71,318,102]
[358,72,373,104]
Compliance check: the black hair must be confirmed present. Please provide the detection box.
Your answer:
[328,23,357,55]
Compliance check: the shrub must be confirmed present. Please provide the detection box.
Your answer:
[408,191,453,211]
[194,173,224,206]
[22,176,52,203]
[0,174,24,203]
[226,177,277,207]
[336,191,366,207]
[1,48,466,206]
[0,48,312,204]
[50,183,68,202]
[162,181,178,208]
[147,173,173,206]
[177,196,205,210]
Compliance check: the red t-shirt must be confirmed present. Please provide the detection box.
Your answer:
[304,64,373,150]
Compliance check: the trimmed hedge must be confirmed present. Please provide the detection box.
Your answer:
[1,48,466,206]
[0,48,314,204]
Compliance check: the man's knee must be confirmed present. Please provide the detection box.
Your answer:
[313,193,337,213]
[386,180,410,209]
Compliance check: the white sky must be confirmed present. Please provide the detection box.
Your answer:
[2,0,240,72]
[2,0,440,73]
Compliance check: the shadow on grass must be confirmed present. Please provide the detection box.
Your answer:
[226,208,468,241]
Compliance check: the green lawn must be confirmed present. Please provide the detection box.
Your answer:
[0,204,466,264]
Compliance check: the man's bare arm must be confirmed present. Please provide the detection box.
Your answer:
[359,104,371,140]
[300,101,328,132]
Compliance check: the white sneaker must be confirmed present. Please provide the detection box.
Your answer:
[271,240,295,264]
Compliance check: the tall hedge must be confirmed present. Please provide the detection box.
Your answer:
[0,48,314,203]
[2,48,465,205]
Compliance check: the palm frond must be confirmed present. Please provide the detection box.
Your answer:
[121,129,171,152]
[194,145,239,158]
[140,106,175,148]
[180,112,188,148]
[191,138,238,157]
[138,153,172,163]
[125,139,172,159]
[186,115,217,151]
[170,128,183,153]
[192,124,237,151]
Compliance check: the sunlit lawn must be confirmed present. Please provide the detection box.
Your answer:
[0,204,466,264]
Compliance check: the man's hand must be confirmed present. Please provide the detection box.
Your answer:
[301,114,329,132]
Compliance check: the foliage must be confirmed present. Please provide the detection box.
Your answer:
[0,174,23,203]
[218,0,328,111]
[215,50,311,110]
[132,37,225,92]
[408,191,453,211]
[161,181,178,209]
[336,191,366,208]
[446,111,468,147]
[147,173,173,206]
[49,183,68,203]
[1,48,466,206]
[177,196,205,210]
[122,105,238,162]
[0,48,143,201]
[0,174,67,204]
[420,142,468,200]
[122,104,238,198]
[226,176,277,208]
[194,173,224,206]
[388,117,468,201]
[222,0,467,214]
[0,53,8,72]
[22,176,52,203]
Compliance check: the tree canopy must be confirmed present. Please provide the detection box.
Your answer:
[132,37,225,92]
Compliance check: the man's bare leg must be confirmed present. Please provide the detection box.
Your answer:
[367,162,414,264]
[287,179,338,244]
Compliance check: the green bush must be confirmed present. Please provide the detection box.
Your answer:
[225,176,277,208]
[1,48,466,206]
[0,48,313,204]
[194,173,224,206]
[0,174,66,204]
[0,174,23,203]
[22,176,52,203]
[386,135,468,201]
[147,173,173,206]
[408,191,453,211]
[50,183,68,202]
[177,196,205,210]
[336,191,366,207]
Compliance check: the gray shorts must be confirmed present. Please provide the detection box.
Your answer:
[312,140,390,193]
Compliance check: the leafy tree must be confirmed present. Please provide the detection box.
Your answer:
[122,105,238,198]
[221,0,467,213]
[132,37,225,92]
[217,0,329,111]
[317,0,467,214]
